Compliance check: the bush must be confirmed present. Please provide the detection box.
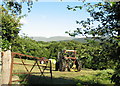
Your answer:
[75,69,114,85]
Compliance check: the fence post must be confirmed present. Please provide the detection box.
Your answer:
[49,60,52,79]
[1,50,12,85]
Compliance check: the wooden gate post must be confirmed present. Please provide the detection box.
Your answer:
[1,50,12,85]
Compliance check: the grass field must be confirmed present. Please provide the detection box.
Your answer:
[12,58,115,86]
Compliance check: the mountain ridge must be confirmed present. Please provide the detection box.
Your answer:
[30,36,86,43]
[30,36,91,43]
[30,36,74,41]
[30,36,88,43]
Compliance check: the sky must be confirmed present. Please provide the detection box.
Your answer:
[19,0,102,38]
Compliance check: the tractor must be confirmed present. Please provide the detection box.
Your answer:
[56,50,81,72]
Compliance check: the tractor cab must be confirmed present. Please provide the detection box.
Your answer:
[63,50,77,60]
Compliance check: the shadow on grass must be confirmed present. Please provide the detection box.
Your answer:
[27,75,107,86]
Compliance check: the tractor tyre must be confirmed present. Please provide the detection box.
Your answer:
[55,61,59,71]
[67,62,71,71]
[67,59,73,71]
[59,59,66,71]
[75,59,82,71]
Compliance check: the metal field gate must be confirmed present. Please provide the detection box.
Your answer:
[9,52,52,84]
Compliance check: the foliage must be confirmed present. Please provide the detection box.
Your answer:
[67,1,120,85]
[111,64,120,86]
[1,6,22,50]
[2,0,34,15]
[12,35,117,70]
[75,69,114,85]
[1,0,36,50]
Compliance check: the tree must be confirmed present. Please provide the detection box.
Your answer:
[67,1,120,85]
[1,0,35,50]
[1,1,33,84]
[1,6,22,50]
[2,1,34,15]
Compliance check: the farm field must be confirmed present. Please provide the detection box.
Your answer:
[12,58,115,86]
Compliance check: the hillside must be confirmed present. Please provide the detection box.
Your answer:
[30,36,88,43]
[30,36,74,42]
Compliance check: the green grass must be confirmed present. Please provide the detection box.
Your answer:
[74,69,114,85]
[12,58,115,86]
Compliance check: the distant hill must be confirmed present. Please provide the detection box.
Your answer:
[73,37,93,43]
[30,36,49,41]
[30,36,74,42]
[73,38,87,43]
[30,36,89,43]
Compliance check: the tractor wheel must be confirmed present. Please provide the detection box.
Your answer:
[75,59,82,71]
[67,62,71,71]
[59,59,66,71]
[55,61,59,71]
[67,59,73,71]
